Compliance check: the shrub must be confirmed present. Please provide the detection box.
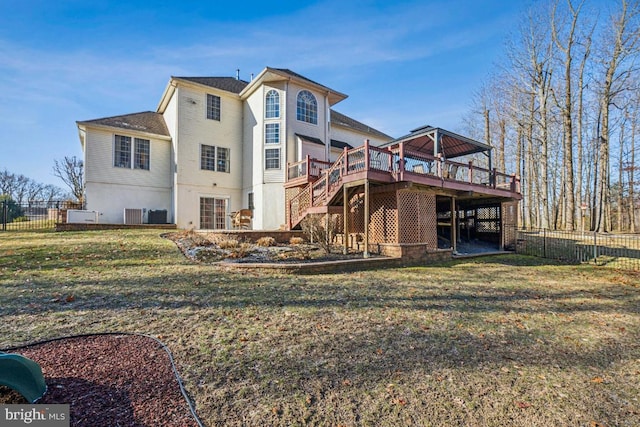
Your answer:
[256,236,277,247]
[301,214,340,254]
[0,195,24,223]
[218,239,239,249]
[289,237,305,245]
[229,243,253,258]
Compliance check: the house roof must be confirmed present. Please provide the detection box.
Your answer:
[330,139,353,150]
[330,110,393,141]
[173,77,249,94]
[382,125,491,159]
[77,111,170,137]
[295,134,325,146]
[239,67,348,105]
[269,68,337,95]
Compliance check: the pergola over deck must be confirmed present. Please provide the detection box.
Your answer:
[381,124,494,174]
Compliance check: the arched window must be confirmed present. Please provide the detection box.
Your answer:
[296,90,318,124]
[265,90,279,118]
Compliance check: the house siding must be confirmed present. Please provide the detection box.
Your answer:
[330,125,389,148]
[86,182,171,224]
[83,127,172,224]
[174,85,244,229]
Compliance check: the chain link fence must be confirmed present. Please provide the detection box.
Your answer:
[511,226,640,271]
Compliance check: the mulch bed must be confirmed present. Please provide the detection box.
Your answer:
[0,335,198,427]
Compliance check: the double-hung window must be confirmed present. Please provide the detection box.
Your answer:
[200,144,230,173]
[206,94,220,121]
[114,135,150,170]
[264,123,280,170]
[134,138,150,170]
[265,148,280,170]
[265,123,280,144]
[114,135,131,168]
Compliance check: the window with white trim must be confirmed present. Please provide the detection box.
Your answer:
[297,90,318,124]
[114,135,150,170]
[265,148,280,170]
[206,94,220,120]
[134,138,150,170]
[265,123,280,144]
[216,147,230,173]
[114,135,131,168]
[265,90,280,118]
[200,144,230,173]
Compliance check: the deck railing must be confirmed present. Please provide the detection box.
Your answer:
[288,185,312,229]
[287,156,332,181]
[287,140,520,201]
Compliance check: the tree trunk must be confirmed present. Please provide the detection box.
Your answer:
[629,113,637,233]
[618,124,625,231]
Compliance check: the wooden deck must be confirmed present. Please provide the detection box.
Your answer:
[285,141,520,230]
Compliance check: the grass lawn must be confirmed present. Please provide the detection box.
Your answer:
[1,229,639,426]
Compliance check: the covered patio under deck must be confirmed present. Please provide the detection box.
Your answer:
[285,125,521,261]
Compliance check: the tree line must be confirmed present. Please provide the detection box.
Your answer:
[1,156,84,205]
[464,0,639,233]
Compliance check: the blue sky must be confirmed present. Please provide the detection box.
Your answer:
[0,0,528,187]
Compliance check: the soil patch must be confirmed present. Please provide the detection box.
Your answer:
[0,335,197,427]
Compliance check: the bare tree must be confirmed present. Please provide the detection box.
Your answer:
[594,0,640,232]
[53,156,84,204]
[551,0,587,230]
[0,169,16,197]
[41,184,68,203]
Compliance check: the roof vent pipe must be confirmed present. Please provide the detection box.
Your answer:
[250,73,254,81]
[236,69,240,80]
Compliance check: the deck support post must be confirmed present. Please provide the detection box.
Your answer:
[343,185,349,255]
[451,196,457,254]
[364,179,370,258]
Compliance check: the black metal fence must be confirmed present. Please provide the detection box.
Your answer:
[1,200,82,231]
[512,226,640,271]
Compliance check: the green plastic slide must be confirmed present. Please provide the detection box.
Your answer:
[0,353,47,403]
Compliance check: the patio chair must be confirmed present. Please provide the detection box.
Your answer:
[443,164,459,180]
[231,209,253,229]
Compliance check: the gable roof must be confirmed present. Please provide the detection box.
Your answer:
[330,110,393,141]
[77,111,170,137]
[173,77,249,94]
[269,68,337,95]
[239,67,348,105]
[382,125,491,159]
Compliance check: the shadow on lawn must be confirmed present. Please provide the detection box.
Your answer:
[3,265,639,318]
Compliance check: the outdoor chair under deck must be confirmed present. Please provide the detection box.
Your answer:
[231,209,253,229]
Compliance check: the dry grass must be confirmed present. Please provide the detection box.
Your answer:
[1,229,639,426]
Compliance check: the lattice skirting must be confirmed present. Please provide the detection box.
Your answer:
[344,189,437,248]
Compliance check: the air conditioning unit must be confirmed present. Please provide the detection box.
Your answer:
[124,208,143,225]
[67,210,99,224]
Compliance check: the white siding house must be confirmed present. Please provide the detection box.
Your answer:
[77,67,393,230]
